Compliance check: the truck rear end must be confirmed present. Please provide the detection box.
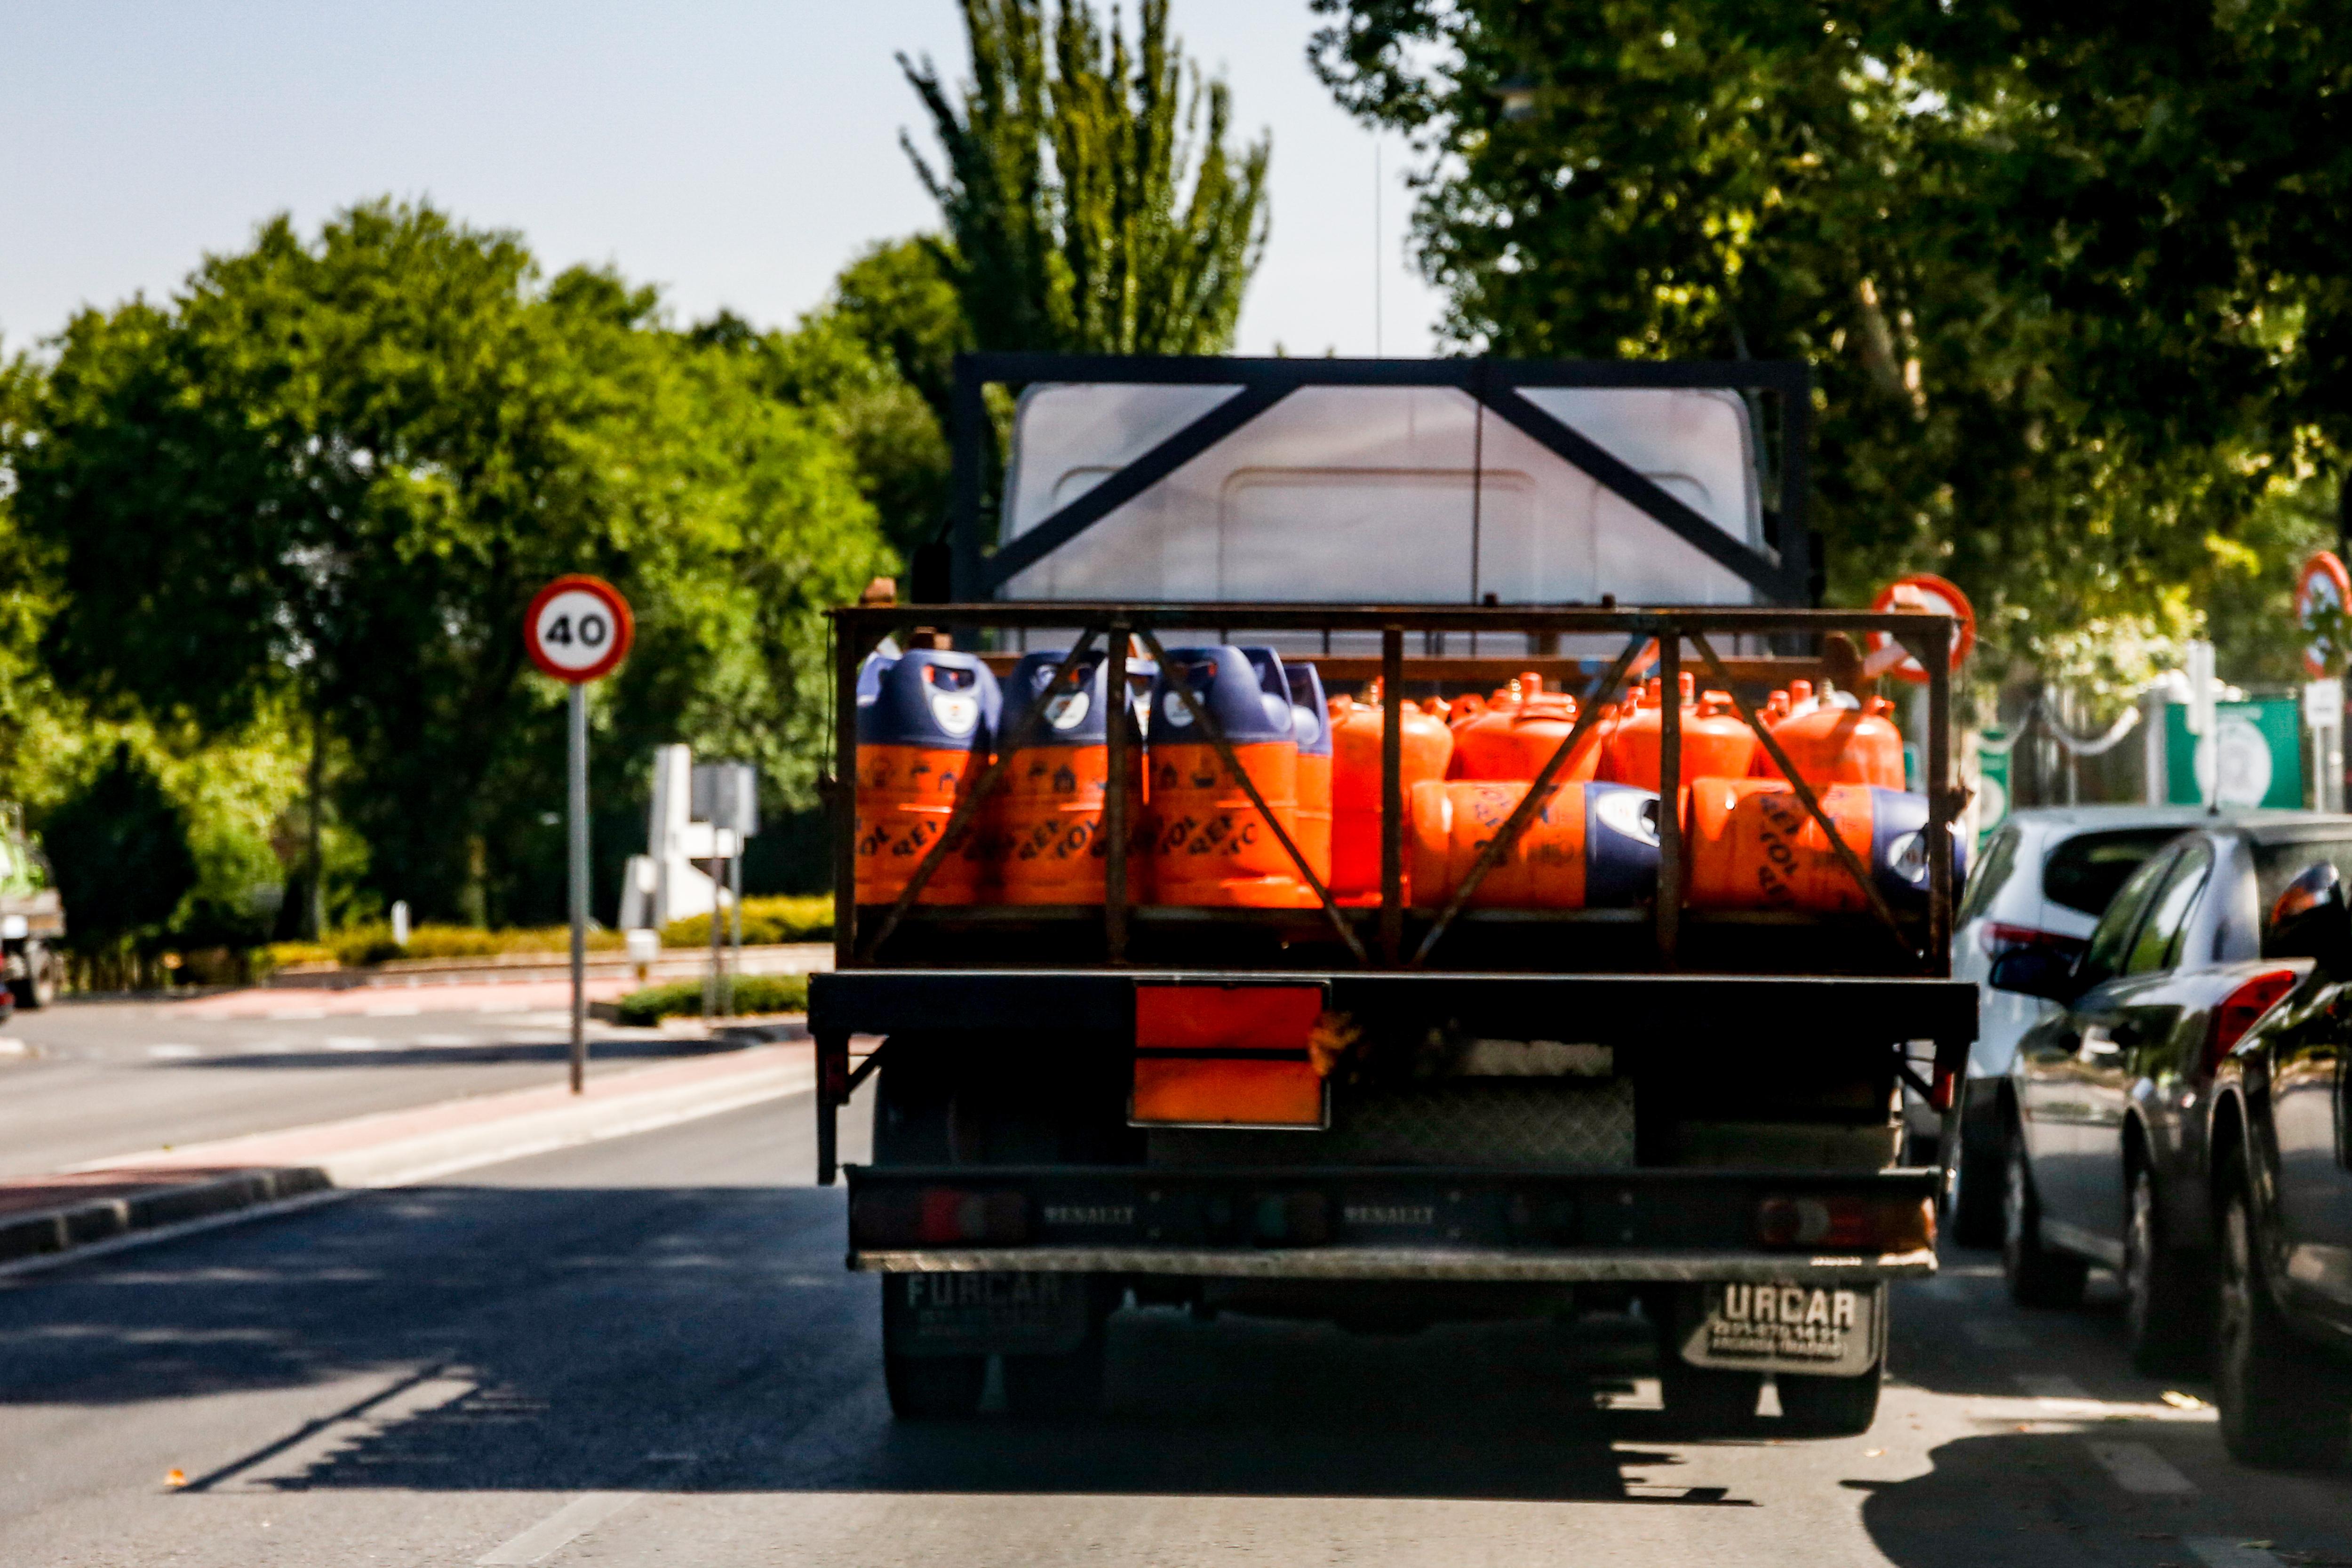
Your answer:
[808,356,1974,1432]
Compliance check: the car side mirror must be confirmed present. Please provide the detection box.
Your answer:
[1988,946,2080,1003]
[2269,862,2352,981]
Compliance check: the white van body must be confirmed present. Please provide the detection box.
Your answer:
[998,383,1773,613]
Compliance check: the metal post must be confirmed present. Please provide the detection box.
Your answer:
[1926,627,1953,974]
[1379,628,1404,966]
[567,683,589,1095]
[832,618,861,967]
[1656,635,1682,964]
[707,845,726,1018]
[729,847,743,1011]
[1104,625,1131,963]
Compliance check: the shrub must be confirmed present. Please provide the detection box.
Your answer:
[612,972,809,1026]
[660,894,833,948]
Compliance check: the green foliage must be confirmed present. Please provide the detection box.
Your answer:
[612,972,809,1026]
[659,893,833,948]
[1308,0,2351,685]
[904,0,1271,355]
[42,743,197,960]
[12,201,892,927]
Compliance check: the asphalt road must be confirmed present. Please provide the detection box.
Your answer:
[7,1085,2352,1568]
[0,997,755,1177]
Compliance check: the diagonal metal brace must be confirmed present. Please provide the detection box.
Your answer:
[1132,627,1370,966]
[1687,631,1914,955]
[857,627,1103,964]
[1410,633,1655,969]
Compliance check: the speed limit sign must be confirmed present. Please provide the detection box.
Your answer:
[525,575,633,684]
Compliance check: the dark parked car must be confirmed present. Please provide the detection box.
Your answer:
[1987,817,2352,1371]
[2208,858,2352,1468]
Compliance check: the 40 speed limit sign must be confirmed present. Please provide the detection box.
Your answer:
[525,575,634,684]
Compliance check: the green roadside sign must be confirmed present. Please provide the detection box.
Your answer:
[1976,728,2010,846]
[2163,699,2302,808]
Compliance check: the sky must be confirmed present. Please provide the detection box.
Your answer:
[0,1,1449,358]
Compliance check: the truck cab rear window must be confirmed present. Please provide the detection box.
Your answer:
[2042,828,2185,916]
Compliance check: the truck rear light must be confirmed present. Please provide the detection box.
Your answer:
[850,1188,1027,1247]
[2203,967,2298,1074]
[1756,1194,1934,1253]
[1981,922,2087,963]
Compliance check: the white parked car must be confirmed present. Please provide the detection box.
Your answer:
[1941,805,2240,1243]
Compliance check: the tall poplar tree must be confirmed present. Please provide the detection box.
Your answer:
[901,0,1272,357]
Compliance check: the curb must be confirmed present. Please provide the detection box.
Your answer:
[0,1044,817,1276]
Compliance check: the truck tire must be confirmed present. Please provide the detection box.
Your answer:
[2216,1169,2352,1469]
[882,1301,987,1421]
[10,944,57,1011]
[2002,1130,2087,1308]
[1777,1364,1882,1436]
[1950,1098,2005,1248]
[1003,1277,1115,1420]
[2123,1164,2208,1375]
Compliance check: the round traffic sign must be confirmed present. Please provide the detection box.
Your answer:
[525,575,634,684]
[2296,551,2349,679]
[1866,573,1976,685]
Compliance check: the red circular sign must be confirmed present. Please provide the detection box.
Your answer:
[524,575,634,684]
[1866,573,1976,684]
[2296,551,2349,679]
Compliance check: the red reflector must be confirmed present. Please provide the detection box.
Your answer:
[1135,984,1326,1051]
[1132,983,1331,1129]
[1931,1065,1958,1113]
[849,1188,1026,1248]
[1131,1058,1327,1128]
[1757,1194,1934,1252]
[2205,967,2298,1073]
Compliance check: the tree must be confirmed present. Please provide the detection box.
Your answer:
[903,0,1272,356]
[13,201,891,926]
[43,743,197,984]
[1308,0,2348,688]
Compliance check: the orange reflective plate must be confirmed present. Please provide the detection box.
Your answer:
[1130,1058,1326,1129]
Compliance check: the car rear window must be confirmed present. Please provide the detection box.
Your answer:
[2254,839,2352,932]
[2042,828,2189,916]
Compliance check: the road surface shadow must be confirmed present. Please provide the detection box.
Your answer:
[0,1182,1787,1504]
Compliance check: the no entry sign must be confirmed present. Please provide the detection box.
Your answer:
[525,575,634,684]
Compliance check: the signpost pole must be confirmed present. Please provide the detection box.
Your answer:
[567,681,589,1095]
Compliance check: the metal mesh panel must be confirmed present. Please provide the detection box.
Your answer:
[1150,1079,1635,1169]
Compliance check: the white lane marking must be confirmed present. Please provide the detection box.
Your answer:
[323,1036,379,1052]
[146,1044,201,1059]
[2086,1440,2197,1495]
[414,1034,478,1047]
[2186,1539,2283,1568]
[363,1003,422,1017]
[1965,1321,2030,1348]
[0,1036,31,1056]
[477,1492,642,1563]
[272,1008,328,1020]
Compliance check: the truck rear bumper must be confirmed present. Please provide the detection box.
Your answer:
[853,1244,1935,1283]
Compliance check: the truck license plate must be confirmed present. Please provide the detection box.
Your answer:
[885,1272,1091,1357]
[1680,1282,1881,1377]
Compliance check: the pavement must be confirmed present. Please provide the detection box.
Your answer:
[4,1091,2352,1568]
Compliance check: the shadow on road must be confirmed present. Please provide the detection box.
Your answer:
[174,1037,742,1071]
[0,1182,1787,1504]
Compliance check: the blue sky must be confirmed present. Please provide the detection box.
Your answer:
[0,1,1446,356]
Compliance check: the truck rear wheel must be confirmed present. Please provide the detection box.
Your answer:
[1777,1365,1882,1436]
[1003,1277,1115,1419]
[881,1297,987,1421]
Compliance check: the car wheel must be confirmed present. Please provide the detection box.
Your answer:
[2214,1168,2352,1469]
[1776,1364,1883,1437]
[2123,1163,2208,1374]
[1950,1097,2005,1249]
[2002,1129,2087,1308]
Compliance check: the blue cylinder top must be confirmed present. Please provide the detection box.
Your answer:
[1581,782,1663,907]
[856,648,1001,750]
[999,650,1112,747]
[1150,645,1295,747]
[1865,788,1968,907]
[1282,661,1331,758]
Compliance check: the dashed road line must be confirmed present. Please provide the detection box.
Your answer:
[477,1491,642,1564]
[2086,1440,2197,1495]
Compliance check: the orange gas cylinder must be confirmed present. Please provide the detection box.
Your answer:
[1329,685,1455,898]
[854,649,1001,905]
[1147,645,1304,907]
[990,650,1143,905]
[1684,777,1940,912]
[1602,673,1757,787]
[1448,674,1602,784]
[1408,779,1659,909]
[1767,693,1906,789]
[1285,661,1333,890]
